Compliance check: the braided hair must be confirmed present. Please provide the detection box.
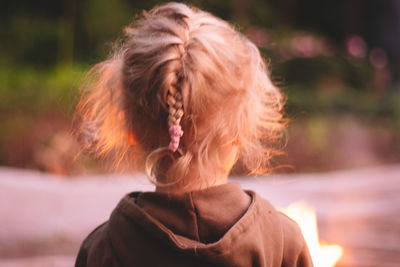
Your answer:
[73,3,285,189]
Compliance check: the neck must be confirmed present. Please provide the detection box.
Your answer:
[155,173,229,193]
[155,145,238,194]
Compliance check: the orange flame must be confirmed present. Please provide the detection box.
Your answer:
[281,202,343,267]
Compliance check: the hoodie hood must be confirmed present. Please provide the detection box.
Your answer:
[135,182,251,244]
[107,182,286,266]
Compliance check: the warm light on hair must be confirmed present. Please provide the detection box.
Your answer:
[73,2,285,188]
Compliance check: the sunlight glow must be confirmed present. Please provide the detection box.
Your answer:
[281,202,343,267]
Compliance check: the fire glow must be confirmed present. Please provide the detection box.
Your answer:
[281,202,343,267]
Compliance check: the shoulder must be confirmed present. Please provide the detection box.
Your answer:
[251,193,313,267]
[278,212,304,247]
[75,221,115,267]
[277,212,314,267]
[253,194,305,248]
[81,221,110,250]
[251,192,305,249]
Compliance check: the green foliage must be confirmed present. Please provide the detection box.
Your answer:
[79,0,134,60]
[274,57,373,90]
[284,86,400,121]
[1,17,59,66]
[0,64,86,113]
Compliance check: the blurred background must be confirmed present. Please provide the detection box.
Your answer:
[1,0,400,175]
[1,1,400,266]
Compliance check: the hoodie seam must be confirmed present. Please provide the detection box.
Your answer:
[106,221,124,267]
[193,192,261,256]
[117,198,189,249]
[189,191,201,243]
[277,211,286,266]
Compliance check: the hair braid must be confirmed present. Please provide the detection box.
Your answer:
[167,91,184,127]
[166,45,185,152]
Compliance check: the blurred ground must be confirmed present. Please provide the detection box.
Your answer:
[0,166,399,267]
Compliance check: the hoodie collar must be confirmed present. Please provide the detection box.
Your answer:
[134,182,252,244]
[109,182,283,266]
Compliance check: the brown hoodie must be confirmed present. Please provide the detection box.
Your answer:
[75,183,313,267]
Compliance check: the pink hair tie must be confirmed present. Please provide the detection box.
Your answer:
[168,125,184,152]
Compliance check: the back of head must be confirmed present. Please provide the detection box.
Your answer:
[74,2,285,189]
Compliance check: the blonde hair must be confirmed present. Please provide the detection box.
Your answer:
[73,2,285,188]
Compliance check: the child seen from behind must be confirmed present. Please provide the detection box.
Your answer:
[74,2,313,266]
